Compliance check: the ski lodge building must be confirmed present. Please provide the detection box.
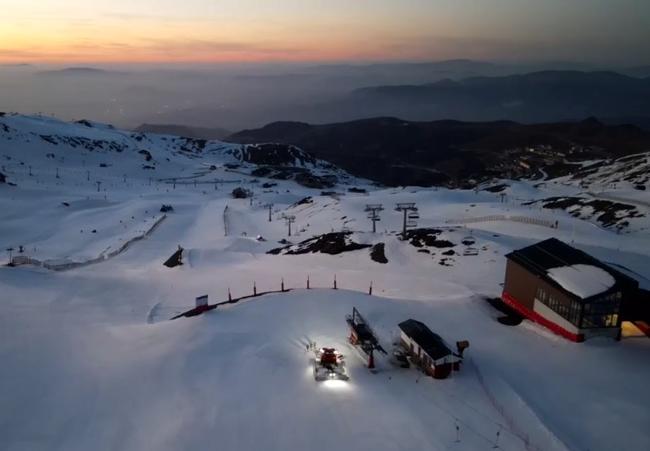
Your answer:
[398,319,462,379]
[502,238,641,342]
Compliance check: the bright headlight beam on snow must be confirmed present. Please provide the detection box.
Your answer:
[321,379,350,391]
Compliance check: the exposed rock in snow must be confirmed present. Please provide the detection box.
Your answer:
[546,264,616,298]
[370,243,388,264]
[251,166,338,189]
[268,232,371,255]
[531,196,643,229]
[237,143,317,167]
[232,187,252,199]
[404,228,455,249]
[163,246,184,268]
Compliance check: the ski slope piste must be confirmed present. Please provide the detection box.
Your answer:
[1,113,649,451]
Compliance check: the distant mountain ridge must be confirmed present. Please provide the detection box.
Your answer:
[134,124,231,140]
[202,70,650,131]
[228,116,650,186]
[346,71,650,124]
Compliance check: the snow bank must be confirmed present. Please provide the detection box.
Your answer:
[546,264,616,298]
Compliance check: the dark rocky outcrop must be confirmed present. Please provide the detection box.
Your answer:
[164,246,184,268]
[370,243,388,264]
[268,232,371,256]
[232,187,251,199]
[138,149,153,161]
[238,143,316,166]
[294,172,336,189]
[291,197,313,207]
[529,196,643,228]
[251,166,337,189]
[403,228,455,249]
[39,134,129,152]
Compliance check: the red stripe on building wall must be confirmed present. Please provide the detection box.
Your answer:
[502,291,584,342]
[635,321,650,337]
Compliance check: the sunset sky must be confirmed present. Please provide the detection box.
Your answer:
[1,0,649,64]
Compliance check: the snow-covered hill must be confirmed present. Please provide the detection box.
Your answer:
[1,114,649,451]
[0,113,351,191]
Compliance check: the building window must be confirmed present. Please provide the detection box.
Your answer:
[581,301,620,328]
[536,287,581,326]
[568,300,580,325]
[605,314,618,327]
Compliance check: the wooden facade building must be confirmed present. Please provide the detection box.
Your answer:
[398,319,462,379]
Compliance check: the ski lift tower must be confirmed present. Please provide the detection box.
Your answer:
[263,203,274,222]
[395,202,418,239]
[346,307,387,369]
[281,214,296,236]
[364,204,384,233]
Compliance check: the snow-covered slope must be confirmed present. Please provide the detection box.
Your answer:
[1,114,649,451]
[524,152,650,231]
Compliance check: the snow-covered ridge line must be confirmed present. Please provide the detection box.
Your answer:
[0,113,339,169]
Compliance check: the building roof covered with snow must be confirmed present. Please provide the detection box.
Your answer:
[546,264,615,298]
[505,238,637,301]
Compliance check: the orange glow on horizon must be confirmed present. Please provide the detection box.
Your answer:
[0,26,419,64]
[0,1,422,64]
[1,0,646,65]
